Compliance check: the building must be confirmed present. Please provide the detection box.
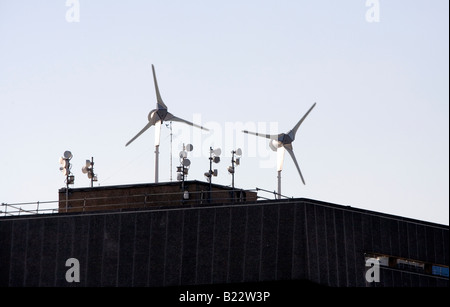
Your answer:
[0,181,448,290]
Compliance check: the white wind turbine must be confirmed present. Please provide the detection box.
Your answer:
[243,103,316,198]
[125,64,209,183]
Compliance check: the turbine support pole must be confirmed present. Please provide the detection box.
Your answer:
[277,170,282,200]
[169,121,173,182]
[155,145,159,183]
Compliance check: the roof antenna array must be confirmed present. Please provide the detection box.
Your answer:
[177,143,193,199]
[59,150,74,212]
[82,157,98,187]
[205,147,221,184]
[228,148,242,189]
[204,147,221,203]
[59,150,75,186]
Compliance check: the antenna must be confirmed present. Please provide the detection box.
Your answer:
[205,147,221,183]
[205,147,221,203]
[228,148,242,189]
[125,65,209,184]
[59,150,74,212]
[82,157,98,187]
[243,103,316,199]
[177,143,193,199]
[59,150,74,185]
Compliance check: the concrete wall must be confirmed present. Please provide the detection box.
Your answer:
[0,199,448,287]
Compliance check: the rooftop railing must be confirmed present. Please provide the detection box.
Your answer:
[1,187,292,217]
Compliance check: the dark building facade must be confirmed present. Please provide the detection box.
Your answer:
[0,188,448,288]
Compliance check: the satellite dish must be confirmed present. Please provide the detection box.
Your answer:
[179,151,187,158]
[183,159,191,167]
[213,148,221,156]
[186,144,193,152]
[64,151,72,159]
[82,166,88,174]
[236,148,242,156]
[213,156,220,164]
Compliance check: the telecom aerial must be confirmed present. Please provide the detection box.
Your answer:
[243,103,316,199]
[82,157,98,187]
[59,150,74,186]
[228,148,242,189]
[125,65,209,183]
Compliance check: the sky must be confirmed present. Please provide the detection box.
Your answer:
[0,0,448,225]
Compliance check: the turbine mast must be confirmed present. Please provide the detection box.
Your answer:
[154,120,162,183]
[277,170,281,199]
[155,145,159,183]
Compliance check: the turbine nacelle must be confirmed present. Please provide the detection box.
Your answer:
[155,108,168,121]
[148,109,158,122]
[268,133,293,151]
[278,133,293,145]
[269,139,283,151]
[148,108,169,123]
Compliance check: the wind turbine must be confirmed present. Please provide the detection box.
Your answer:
[243,102,316,199]
[125,64,209,183]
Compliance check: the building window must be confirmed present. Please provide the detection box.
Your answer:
[396,258,425,273]
[432,265,450,278]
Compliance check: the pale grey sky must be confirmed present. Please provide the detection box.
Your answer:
[0,0,448,225]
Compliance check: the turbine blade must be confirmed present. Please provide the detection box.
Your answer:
[125,122,153,147]
[242,130,277,140]
[289,102,316,140]
[169,114,210,131]
[152,64,168,110]
[285,146,306,185]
